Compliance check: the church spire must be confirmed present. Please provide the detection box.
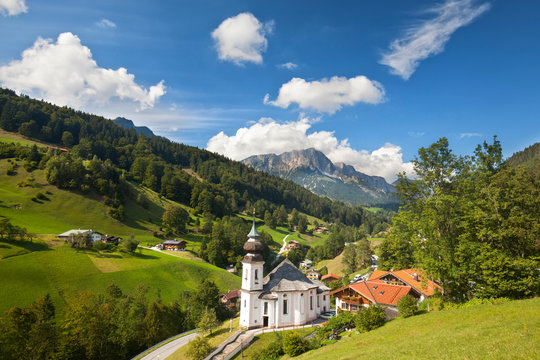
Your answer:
[247,210,260,238]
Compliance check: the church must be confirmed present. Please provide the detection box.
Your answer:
[240,219,331,329]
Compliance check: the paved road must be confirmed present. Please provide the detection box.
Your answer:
[138,331,198,360]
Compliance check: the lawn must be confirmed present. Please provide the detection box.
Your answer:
[0,243,241,315]
[296,298,540,360]
[168,316,241,360]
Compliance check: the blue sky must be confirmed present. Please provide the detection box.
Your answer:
[0,0,539,180]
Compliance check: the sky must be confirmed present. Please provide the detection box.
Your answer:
[0,0,539,181]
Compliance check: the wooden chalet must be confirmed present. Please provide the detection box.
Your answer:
[368,268,440,300]
[321,273,340,283]
[161,240,187,251]
[305,269,321,280]
[221,289,241,309]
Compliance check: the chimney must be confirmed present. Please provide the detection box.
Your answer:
[413,273,418,281]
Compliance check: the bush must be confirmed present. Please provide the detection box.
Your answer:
[355,305,386,332]
[283,331,307,357]
[419,296,443,312]
[257,333,284,360]
[186,335,212,360]
[318,312,356,338]
[397,295,417,318]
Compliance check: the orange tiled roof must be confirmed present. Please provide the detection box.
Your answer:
[321,273,340,281]
[369,268,440,297]
[350,281,412,306]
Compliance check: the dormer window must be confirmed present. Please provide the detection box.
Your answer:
[373,285,378,289]
[379,291,385,295]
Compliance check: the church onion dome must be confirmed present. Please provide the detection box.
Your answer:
[243,216,264,262]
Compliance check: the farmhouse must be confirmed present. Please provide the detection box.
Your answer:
[368,268,440,301]
[101,235,121,244]
[240,219,331,329]
[299,259,313,270]
[305,269,321,281]
[287,240,300,250]
[57,229,102,242]
[161,240,187,251]
[321,273,340,283]
[221,289,241,309]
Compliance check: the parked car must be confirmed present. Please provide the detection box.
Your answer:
[320,311,336,320]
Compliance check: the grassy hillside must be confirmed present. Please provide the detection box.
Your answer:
[296,298,539,360]
[0,241,241,314]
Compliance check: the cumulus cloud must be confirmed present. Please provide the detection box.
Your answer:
[211,12,272,65]
[0,32,165,110]
[380,0,490,80]
[96,18,116,28]
[0,0,27,15]
[207,117,413,181]
[277,62,298,70]
[265,76,385,114]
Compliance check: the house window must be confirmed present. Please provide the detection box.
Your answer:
[283,299,288,315]
[264,302,268,315]
[310,295,313,310]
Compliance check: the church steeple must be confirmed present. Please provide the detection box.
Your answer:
[243,211,264,262]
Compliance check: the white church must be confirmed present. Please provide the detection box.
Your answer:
[240,219,331,329]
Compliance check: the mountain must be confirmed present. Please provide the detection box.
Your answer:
[506,142,539,175]
[242,148,398,207]
[112,117,155,137]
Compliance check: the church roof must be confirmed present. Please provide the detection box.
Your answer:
[262,259,319,293]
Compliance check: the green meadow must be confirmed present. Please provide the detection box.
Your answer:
[0,242,241,314]
[296,298,540,360]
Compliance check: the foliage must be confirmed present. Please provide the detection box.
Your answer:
[355,305,386,333]
[380,137,540,300]
[257,333,284,360]
[186,336,212,360]
[197,308,219,335]
[122,235,139,254]
[162,204,190,234]
[341,238,371,275]
[282,330,308,357]
[318,312,356,339]
[397,295,417,318]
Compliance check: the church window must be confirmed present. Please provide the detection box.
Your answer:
[255,269,258,280]
[310,295,313,310]
[283,299,288,315]
[244,300,246,308]
[323,295,326,301]
[317,295,320,307]
[264,302,268,315]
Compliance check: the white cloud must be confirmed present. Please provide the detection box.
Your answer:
[0,32,165,110]
[278,62,298,70]
[380,0,491,80]
[207,117,413,181]
[211,12,272,65]
[408,131,425,137]
[0,0,27,15]
[96,18,116,29]
[460,132,482,138]
[265,75,385,114]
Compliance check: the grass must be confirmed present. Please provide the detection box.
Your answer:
[168,316,241,360]
[0,242,241,315]
[296,298,540,360]
[316,252,347,276]
[232,327,317,360]
[0,129,50,148]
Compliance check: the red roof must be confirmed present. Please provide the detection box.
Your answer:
[331,281,413,306]
[321,273,340,281]
[223,289,241,300]
[368,268,440,297]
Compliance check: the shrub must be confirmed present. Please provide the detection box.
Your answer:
[419,296,443,312]
[355,305,386,332]
[318,312,356,338]
[186,335,212,360]
[257,333,283,360]
[283,331,307,357]
[398,295,418,318]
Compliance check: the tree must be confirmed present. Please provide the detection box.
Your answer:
[282,331,307,357]
[355,305,386,332]
[186,336,212,360]
[123,235,139,254]
[397,295,417,318]
[298,215,308,233]
[162,204,190,234]
[61,131,74,147]
[341,244,357,275]
[198,308,219,335]
[264,210,277,229]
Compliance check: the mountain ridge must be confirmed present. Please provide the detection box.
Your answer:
[242,148,398,206]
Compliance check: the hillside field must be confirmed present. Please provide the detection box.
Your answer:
[296,298,539,360]
[0,240,241,314]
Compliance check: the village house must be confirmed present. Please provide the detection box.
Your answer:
[101,235,121,244]
[240,219,331,329]
[313,226,329,234]
[321,273,340,283]
[57,229,102,243]
[299,259,313,270]
[160,240,187,251]
[305,269,321,281]
[286,240,300,251]
[221,289,241,310]
[331,268,440,317]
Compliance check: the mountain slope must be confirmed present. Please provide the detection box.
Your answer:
[242,148,397,206]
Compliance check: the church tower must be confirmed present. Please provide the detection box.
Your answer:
[240,215,265,328]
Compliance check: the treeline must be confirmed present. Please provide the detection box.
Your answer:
[0,280,229,360]
[0,87,385,227]
[380,137,539,300]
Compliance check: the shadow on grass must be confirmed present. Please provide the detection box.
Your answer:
[94,253,122,259]
[131,252,159,260]
[0,239,51,252]
[208,327,231,339]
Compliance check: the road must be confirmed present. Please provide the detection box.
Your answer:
[273,232,293,264]
[137,331,198,360]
